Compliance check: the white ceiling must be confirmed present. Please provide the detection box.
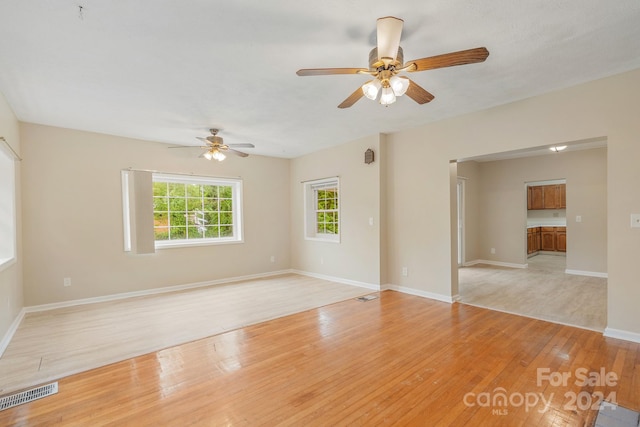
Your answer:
[1,1,639,158]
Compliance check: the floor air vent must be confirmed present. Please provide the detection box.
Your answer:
[0,382,58,411]
[356,295,378,302]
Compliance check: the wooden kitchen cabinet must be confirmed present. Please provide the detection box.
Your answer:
[527,227,542,254]
[527,184,566,210]
[538,226,566,252]
[527,186,544,210]
[540,227,556,250]
[556,228,566,252]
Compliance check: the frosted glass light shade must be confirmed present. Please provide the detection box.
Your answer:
[203,151,213,160]
[389,75,409,96]
[362,79,382,100]
[211,149,226,161]
[379,86,396,105]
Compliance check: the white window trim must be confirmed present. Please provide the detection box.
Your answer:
[153,173,244,249]
[304,177,340,243]
[0,141,17,272]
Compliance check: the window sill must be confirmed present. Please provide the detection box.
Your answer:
[155,238,244,249]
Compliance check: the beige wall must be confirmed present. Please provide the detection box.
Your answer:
[0,92,22,341]
[387,68,640,335]
[20,123,291,305]
[460,147,607,273]
[456,161,481,263]
[290,134,382,286]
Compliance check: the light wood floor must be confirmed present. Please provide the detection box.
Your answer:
[459,254,607,331]
[0,274,371,395]
[1,290,638,426]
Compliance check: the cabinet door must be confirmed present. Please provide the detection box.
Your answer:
[534,227,541,251]
[543,185,557,209]
[529,186,544,210]
[541,228,556,250]
[558,184,566,208]
[527,230,533,254]
[555,228,566,252]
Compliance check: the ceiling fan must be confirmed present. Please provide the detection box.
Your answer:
[170,129,255,161]
[296,16,489,108]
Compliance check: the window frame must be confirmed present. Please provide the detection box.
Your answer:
[303,177,340,243]
[152,173,244,249]
[0,143,17,271]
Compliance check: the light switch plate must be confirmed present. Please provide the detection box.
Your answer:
[632,214,640,228]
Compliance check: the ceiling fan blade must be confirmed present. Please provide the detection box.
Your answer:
[297,68,368,76]
[169,145,209,149]
[338,86,365,109]
[227,143,255,148]
[405,79,435,104]
[377,16,403,62]
[226,148,249,157]
[407,47,489,72]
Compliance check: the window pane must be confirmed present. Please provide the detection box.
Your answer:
[205,226,220,238]
[153,182,168,197]
[203,185,218,198]
[220,199,232,211]
[220,212,233,225]
[203,198,218,211]
[187,184,201,197]
[170,212,187,226]
[188,226,204,238]
[169,198,185,211]
[154,228,169,240]
[153,197,167,211]
[170,226,186,239]
[205,212,219,224]
[168,183,185,197]
[187,198,202,211]
[154,212,168,227]
[220,226,233,237]
[219,186,232,198]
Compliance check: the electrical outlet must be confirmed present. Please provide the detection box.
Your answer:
[270,255,275,263]
[63,277,71,287]
[576,215,582,223]
[631,214,640,228]
[402,266,408,277]
[320,257,324,265]
[491,248,496,254]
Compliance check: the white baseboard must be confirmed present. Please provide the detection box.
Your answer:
[565,269,608,278]
[463,259,527,269]
[0,308,26,358]
[384,284,456,304]
[25,269,294,313]
[292,270,380,291]
[603,328,640,344]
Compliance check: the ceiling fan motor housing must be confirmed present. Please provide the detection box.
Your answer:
[369,46,404,70]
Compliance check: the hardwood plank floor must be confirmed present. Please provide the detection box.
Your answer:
[1,291,637,426]
[0,274,371,395]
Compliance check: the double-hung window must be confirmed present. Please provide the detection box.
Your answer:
[304,177,340,242]
[152,173,243,247]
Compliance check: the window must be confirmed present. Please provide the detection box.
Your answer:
[152,173,243,247]
[304,177,340,242]
[0,143,17,270]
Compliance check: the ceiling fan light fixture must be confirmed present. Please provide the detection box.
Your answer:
[211,149,226,161]
[362,79,381,100]
[389,75,410,96]
[379,86,396,105]
[549,145,567,152]
[203,151,213,160]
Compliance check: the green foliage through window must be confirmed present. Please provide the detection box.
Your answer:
[153,180,235,242]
